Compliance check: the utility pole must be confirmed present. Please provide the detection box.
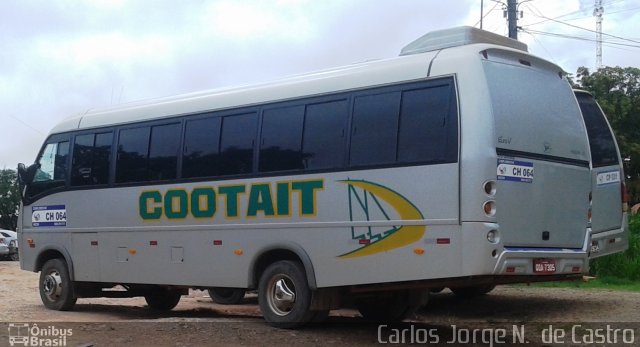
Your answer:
[480,0,484,30]
[594,0,604,68]
[507,0,518,40]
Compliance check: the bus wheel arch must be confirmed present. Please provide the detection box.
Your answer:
[249,245,317,290]
[35,247,75,281]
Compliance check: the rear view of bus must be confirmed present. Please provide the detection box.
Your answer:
[574,90,629,258]
[421,31,598,280]
[485,52,592,276]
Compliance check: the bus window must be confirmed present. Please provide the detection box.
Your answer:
[116,123,180,183]
[219,113,257,176]
[302,99,348,170]
[259,105,305,172]
[148,123,181,181]
[398,85,454,163]
[350,92,401,167]
[28,139,69,198]
[116,127,150,183]
[71,132,113,186]
[183,116,222,179]
[575,92,618,168]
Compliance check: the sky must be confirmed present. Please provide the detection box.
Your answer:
[1,0,639,170]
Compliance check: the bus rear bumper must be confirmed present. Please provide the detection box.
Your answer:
[588,213,629,259]
[492,246,589,276]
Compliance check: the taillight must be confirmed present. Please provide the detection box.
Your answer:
[0,238,5,245]
[483,180,497,217]
[622,181,629,213]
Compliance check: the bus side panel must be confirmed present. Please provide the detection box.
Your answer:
[22,165,461,288]
[71,232,100,281]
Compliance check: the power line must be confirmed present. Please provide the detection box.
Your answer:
[523,1,638,27]
[521,28,640,49]
[521,12,640,45]
[5,114,45,136]
[474,1,502,28]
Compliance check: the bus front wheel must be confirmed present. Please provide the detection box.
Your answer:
[39,258,77,311]
[450,285,496,298]
[258,260,317,328]
[144,287,182,311]
[355,290,426,322]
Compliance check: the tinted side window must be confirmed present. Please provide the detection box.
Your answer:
[398,85,455,163]
[350,92,401,166]
[259,105,304,172]
[302,100,348,170]
[94,133,113,184]
[220,113,257,175]
[71,132,113,186]
[183,116,222,178]
[575,93,618,167]
[116,127,150,183]
[148,123,180,180]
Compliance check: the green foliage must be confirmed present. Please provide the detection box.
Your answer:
[574,66,640,203]
[0,169,20,231]
[589,214,640,281]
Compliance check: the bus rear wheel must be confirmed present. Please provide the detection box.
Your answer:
[144,287,182,311]
[355,290,426,322]
[39,258,77,311]
[207,288,246,305]
[450,284,496,298]
[258,260,317,328]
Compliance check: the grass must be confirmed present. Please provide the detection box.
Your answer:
[530,276,640,292]
[529,214,640,292]
[589,213,640,281]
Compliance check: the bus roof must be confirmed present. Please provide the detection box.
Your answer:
[51,27,541,135]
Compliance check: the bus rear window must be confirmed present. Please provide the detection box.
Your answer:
[483,58,589,161]
[575,92,618,167]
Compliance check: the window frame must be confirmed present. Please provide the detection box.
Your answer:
[25,76,459,202]
[71,130,115,187]
[25,133,72,203]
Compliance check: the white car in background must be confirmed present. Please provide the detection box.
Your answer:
[0,229,19,261]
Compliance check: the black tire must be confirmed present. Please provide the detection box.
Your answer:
[207,288,246,305]
[9,241,18,261]
[355,290,426,322]
[450,284,496,298]
[144,287,182,311]
[39,258,77,311]
[311,309,330,323]
[258,260,316,328]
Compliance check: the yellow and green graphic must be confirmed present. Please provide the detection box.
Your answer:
[338,179,426,258]
[139,179,323,220]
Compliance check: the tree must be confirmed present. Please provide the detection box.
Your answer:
[574,66,640,204]
[0,169,20,231]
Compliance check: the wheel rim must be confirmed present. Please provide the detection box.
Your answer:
[266,275,296,316]
[42,270,63,302]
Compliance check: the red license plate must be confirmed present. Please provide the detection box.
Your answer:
[533,259,556,274]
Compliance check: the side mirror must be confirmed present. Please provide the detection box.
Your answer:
[17,163,27,186]
[17,163,39,205]
[17,163,39,185]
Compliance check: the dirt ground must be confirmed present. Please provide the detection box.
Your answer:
[1,261,640,346]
